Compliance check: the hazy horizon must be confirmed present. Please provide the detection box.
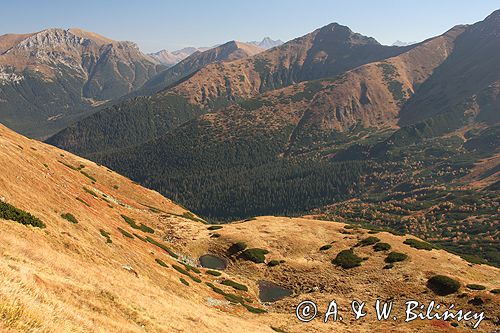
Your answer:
[1,0,499,53]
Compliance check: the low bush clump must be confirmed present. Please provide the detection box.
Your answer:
[427,275,461,296]
[383,264,394,269]
[0,201,45,228]
[99,229,112,243]
[181,212,205,223]
[332,249,363,269]
[239,248,269,263]
[206,270,222,276]
[320,244,332,251]
[146,237,178,259]
[385,252,408,263]
[210,233,221,238]
[117,227,134,239]
[172,264,190,276]
[228,242,247,255]
[207,225,223,231]
[180,278,189,286]
[184,264,201,274]
[243,304,267,314]
[404,238,433,251]
[80,171,96,182]
[61,213,78,224]
[490,289,500,294]
[373,242,391,252]
[221,279,248,291]
[190,275,202,283]
[356,236,380,247]
[121,214,154,234]
[155,258,168,267]
[267,260,280,267]
[466,284,486,291]
[76,197,90,207]
[83,187,98,197]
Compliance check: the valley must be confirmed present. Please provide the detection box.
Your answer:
[0,5,498,332]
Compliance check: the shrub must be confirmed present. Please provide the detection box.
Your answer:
[228,242,247,255]
[181,212,205,223]
[332,249,363,269]
[146,237,178,259]
[121,214,154,234]
[373,242,391,252]
[427,275,461,296]
[117,227,134,239]
[80,171,96,182]
[267,260,280,267]
[207,225,223,231]
[206,270,222,277]
[206,282,247,305]
[0,201,45,228]
[468,297,484,306]
[184,264,201,274]
[61,213,78,224]
[76,197,90,207]
[206,282,225,295]
[239,248,269,263]
[383,264,394,269]
[490,289,500,294]
[221,279,248,291]
[466,284,486,291]
[99,229,112,243]
[243,304,267,314]
[190,275,202,283]
[172,264,190,276]
[180,278,189,286]
[385,252,408,263]
[210,233,221,238]
[357,236,380,247]
[224,293,245,304]
[320,244,332,251]
[404,239,433,251]
[155,258,168,267]
[58,160,79,170]
[83,187,98,197]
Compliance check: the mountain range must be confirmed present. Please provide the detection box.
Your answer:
[45,10,500,268]
[0,28,164,138]
[149,37,283,67]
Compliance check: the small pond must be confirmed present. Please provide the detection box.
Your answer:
[199,254,227,270]
[258,280,292,302]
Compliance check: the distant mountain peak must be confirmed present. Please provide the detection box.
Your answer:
[392,40,417,47]
[315,22,380,45]
[248,37,283,49]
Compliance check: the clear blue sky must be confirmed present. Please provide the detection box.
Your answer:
[1,0,498,53]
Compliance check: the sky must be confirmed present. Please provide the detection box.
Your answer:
[1,0,499,53]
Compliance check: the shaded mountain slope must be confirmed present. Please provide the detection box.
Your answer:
[399,10,500,128]
[0,28,163,138]
[47,22,408,155]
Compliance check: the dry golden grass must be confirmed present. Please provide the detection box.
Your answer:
[0,124,498,332]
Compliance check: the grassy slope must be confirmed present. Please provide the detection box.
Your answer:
[1,124,499,332]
